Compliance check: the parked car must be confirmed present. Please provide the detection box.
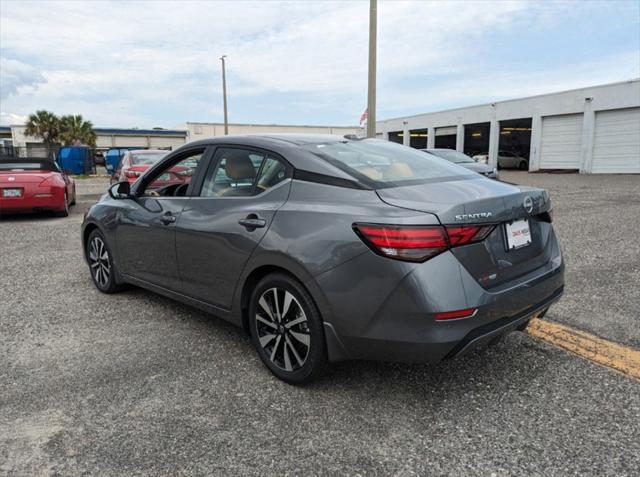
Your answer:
[422,148,499,179]
[81,135,564,383]
[110,149,169,185]
[473,151,529,170]
[105,147,147,174]
[1,158,76,216]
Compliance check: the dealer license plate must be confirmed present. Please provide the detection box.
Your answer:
[2,188,22,198]
[505,219,531,250]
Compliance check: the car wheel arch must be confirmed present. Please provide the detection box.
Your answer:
[234,256,334,336]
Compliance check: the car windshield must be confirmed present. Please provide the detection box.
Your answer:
[306,139,475,188]
[427,149,475,164]
[130,152,167,165]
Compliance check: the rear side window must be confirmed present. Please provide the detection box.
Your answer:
[200,149,289,197]
[257,157,288,191]
[306,139,475,188]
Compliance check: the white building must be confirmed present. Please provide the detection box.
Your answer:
[377,79,640,173]
[4,126,188,153]
[182,122,361,141]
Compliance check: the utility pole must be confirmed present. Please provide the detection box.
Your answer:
[220,55,229,135]
[366,0,377,138]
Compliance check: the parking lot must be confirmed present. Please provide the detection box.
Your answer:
[1,172,639,475]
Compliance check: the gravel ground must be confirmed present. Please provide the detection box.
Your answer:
[501,171,640,348]
[1,175,639,476]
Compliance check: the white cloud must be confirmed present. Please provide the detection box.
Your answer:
[0,58,47,99]
[0,0,637,126]
[0,111,28,125]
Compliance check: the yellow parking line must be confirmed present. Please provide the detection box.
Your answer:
[527,318,640,381]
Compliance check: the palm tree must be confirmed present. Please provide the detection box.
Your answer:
[24,110,61,145]
[59,114,97,148]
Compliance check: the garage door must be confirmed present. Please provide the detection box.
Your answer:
[592,108,640,173]
[539,114,583,169]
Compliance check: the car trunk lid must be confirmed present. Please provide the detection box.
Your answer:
[376,177,554,288]
[0,171,53,184]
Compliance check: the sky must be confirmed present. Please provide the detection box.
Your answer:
[1,0,639,128]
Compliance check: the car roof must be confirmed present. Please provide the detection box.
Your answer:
[186,133,354,148]
[157,134,369,188]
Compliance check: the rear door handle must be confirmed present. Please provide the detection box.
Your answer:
[239,214,266,231]
[160,212,177,225]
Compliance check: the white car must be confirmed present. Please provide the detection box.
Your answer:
[473,151,529,170]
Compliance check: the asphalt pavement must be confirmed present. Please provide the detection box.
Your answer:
[501,171,640,349]
[1,175,639,476]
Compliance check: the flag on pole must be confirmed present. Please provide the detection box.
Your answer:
[359,108,368,125]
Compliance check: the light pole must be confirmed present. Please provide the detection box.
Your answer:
[366,0,377,138]
[220,55,229,135]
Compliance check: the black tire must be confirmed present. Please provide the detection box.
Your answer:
[519,160,528,170]
[54,192,69,217]
[248,273,327,384]
[70,186,76,206]
[86,229,123,294]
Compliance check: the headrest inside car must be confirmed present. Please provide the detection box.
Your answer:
[224,152,256,180]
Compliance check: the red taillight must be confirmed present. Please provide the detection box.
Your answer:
[354,223,495,262]
[446,225,494,246]
[434,308,478,320]
[354,224,448,262]
[124,169,141,178]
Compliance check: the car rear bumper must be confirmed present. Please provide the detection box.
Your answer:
[317,236,564,363]
[0,194,65,213]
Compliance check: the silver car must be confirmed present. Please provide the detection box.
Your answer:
[423,148,499,179]
[82,135,564,383]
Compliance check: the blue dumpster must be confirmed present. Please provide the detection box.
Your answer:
[58,146,93,175]
[105,147,145,174]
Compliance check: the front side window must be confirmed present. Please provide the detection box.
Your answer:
[140,150,204,197]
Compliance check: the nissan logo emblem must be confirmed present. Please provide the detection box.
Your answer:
[523,196,534,214]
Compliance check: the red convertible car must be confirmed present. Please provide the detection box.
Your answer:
[0,158,76,217]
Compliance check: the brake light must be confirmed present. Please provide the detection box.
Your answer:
[354,224,448,262]
[354,223,495,262]
[446,225,494,245]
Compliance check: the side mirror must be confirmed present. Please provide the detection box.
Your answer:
[108,181,132,199]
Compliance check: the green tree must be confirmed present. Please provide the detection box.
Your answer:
[59,114,97,148]
[24,110,61,145]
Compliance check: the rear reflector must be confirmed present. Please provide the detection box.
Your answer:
[434,308,478,321]
[354,223,496,262]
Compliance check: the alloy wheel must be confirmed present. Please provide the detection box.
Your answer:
[89,236,111,288]
[254,287,310,372]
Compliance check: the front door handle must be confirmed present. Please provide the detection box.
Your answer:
[160,212,177,225]
[239,214,266,231]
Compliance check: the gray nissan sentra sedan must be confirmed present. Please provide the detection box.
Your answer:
[81,134,564,383]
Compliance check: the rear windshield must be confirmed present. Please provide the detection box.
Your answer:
[306,139,475,188]
[130,152,167,165]
[0,161,59,171]
[427,149,475,164]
